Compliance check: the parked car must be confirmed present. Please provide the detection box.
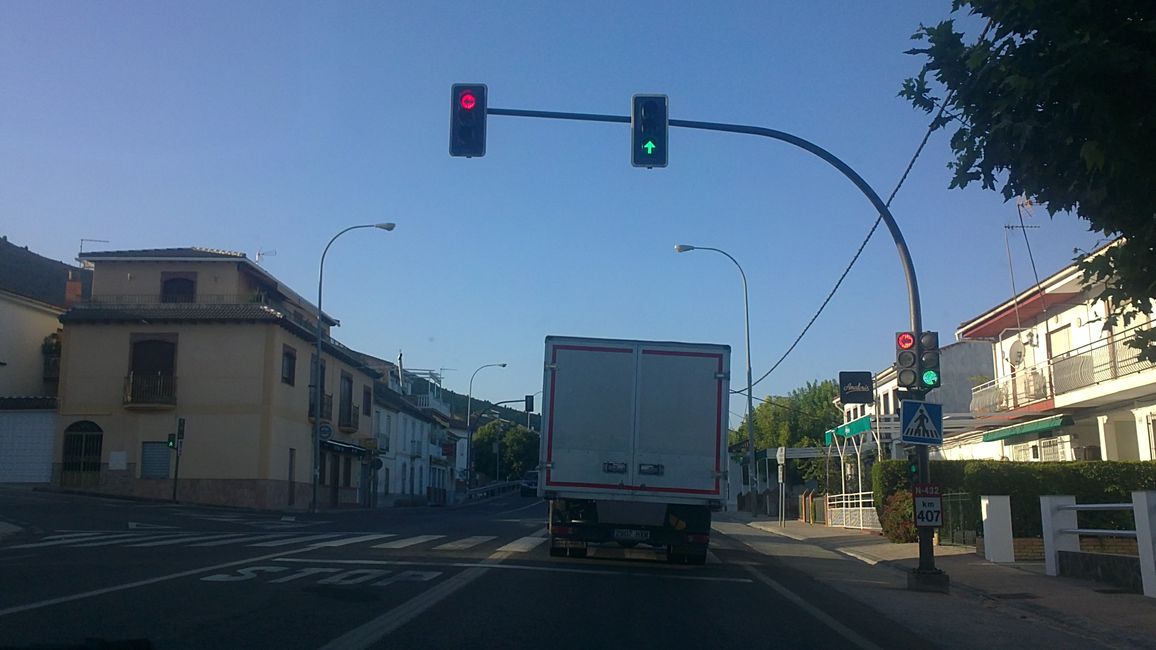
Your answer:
[520,470,539,497]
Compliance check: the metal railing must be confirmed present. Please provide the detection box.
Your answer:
[83,293,274,306]
[1053,323,1155,394]
[467,480,520,500]
[123,372,177,405]
[970,358,1053,414]
[405,393,451,416]
[1041,492,1156,598]
[826,491,881,530]
[309,393,333,421]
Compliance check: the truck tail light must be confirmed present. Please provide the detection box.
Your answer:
[686,534,710,545]
[552,526,577,538]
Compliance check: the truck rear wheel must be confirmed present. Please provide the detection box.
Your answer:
[568,546,588,558]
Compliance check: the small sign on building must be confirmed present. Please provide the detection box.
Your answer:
[839,371,874,405]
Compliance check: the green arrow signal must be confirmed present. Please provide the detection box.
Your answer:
[643,140,656,154]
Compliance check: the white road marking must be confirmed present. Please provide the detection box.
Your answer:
[310,534,396,547]
[432,536,496,551]
[190,533,291,547]
[836,548,879,565]
[742,564,883,650]
[72,533,172,547]
[318,551,514,649]
[496,536,548,553]
[707,551,722,565]
[7,533,144,549]
[248,533,345,547]
[32,532,111,542]
[494,500,546,516]
[0,546,317,618]
[372,535,445,549]
[127,533,251,547]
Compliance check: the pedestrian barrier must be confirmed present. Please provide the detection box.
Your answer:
[825,491,880,530]
[467,480,519,500]
[1040,491,1156,597]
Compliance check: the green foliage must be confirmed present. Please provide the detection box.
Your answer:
[874,459,1156,538]
[473,420,539,483]
[881,491,917,543]
[901,0,1156,362]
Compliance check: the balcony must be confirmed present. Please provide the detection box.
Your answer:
[1052,324,1156,404]
[405,393,451,417]
[970,359,1053,415]
[338,405,359,433]
[124,372,177,408]
[309,392,333,421]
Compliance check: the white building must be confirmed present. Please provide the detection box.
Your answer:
[947,240,1155,461]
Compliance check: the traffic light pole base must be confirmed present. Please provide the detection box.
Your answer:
[907,568,950,593]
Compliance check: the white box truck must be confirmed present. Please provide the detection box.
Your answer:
[539,336,730,564]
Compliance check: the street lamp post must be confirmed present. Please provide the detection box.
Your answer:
[310,222,395,513]
[675,244,758,516]
[465,362,506,490]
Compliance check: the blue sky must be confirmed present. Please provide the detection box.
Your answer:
[0,1,1102,424]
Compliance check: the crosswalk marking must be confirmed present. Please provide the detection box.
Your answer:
[311,534,396,547]
[706,551,721,565]
[372,535,445,549]
[496,536,548,553]
[41,532,113,542]
[189,533,290,547]
[7,533,120,549]
[127,533,250,547]
[248,533,345,547]
[432,536,496,551]
[71,533,172,547]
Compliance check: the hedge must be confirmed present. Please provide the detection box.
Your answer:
[872,460,1156,538]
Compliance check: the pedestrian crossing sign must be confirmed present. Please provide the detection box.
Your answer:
[900,400,943,445]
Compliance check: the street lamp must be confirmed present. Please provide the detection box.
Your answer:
[311,222,395,513]
[675,243,758,516]
[465,362,506,489]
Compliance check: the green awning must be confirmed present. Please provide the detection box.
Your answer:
[981,414,1073,443]
[824,415,872,446]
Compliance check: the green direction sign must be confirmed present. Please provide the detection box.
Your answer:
[643,140,656,154]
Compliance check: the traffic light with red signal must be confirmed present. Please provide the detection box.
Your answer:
[450,84,487,157]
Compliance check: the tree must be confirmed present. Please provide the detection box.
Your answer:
[473,419,539,482]
[900,1,1156,360]
[731,380,843,491]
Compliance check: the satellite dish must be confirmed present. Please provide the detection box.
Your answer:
[1007,339,1026,367]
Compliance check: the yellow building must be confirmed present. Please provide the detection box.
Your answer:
[54,247,378,510]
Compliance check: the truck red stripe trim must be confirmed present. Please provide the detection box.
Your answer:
[554,345,633,354]
[547,480,720,495]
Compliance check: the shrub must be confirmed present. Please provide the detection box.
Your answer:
[872,459,1156,538]
[881,491,917,543]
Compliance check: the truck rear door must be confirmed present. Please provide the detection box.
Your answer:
[634,345,727,497]
[542,341,637,495]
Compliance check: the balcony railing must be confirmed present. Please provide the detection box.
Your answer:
[405,393,451,416]
[309,392,333,421]
[1053,324,1155,394]
[970,323,1155,413]
[970,359,1053,415]
[338,404,358,432]
[124,372,177,406]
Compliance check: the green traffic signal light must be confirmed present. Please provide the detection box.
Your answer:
[922,368,940,388]
[167,433,176,449]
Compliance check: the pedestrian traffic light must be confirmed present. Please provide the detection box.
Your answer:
[167,434,176,449]
[896,331,918,389]
[524,394,534,413]
[919,331,941,390]
[906,448,919,476]
[631,94,668,168]
[449,83,487,157]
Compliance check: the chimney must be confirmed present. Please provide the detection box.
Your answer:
[65,270,83,307]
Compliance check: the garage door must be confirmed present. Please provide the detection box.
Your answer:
[0,411,56,483]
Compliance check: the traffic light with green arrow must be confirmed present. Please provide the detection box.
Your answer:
[631,94,668,168]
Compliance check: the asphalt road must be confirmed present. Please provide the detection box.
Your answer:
[0,488,932,649]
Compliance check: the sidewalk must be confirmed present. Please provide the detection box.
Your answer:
[714,512,1156,649]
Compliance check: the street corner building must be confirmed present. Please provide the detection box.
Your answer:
[52,247,381,510]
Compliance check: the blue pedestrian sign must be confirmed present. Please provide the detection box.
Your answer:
[900,400,943,445]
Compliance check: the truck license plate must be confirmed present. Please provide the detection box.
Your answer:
[614,529,650,541]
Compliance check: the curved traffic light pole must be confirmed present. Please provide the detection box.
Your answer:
[487,106,941,582]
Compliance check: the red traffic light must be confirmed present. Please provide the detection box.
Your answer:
[897,332,916,350]
[459,92,477,111]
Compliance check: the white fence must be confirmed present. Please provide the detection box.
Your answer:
[1040,492,1156,598]
[826,491,881,530]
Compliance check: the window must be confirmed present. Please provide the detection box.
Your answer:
[339,372,354,427]
[127,335,177,404]
[160,272,196,303]
[342,456,352,487]
[281,345,296,385]
[362,385,371,416]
